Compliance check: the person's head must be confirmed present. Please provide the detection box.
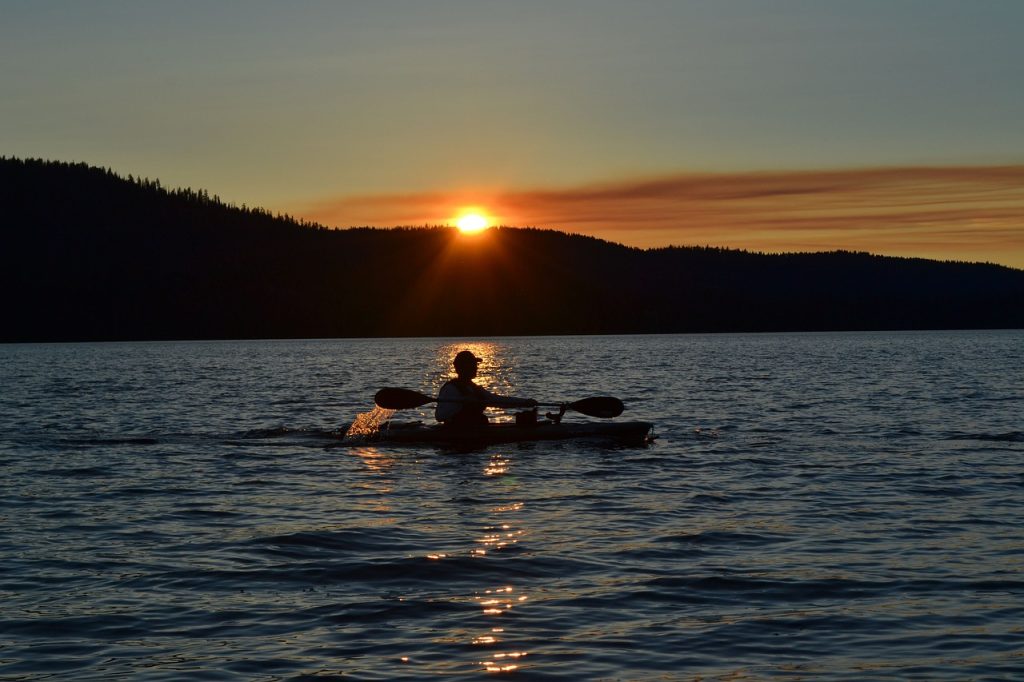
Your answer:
[453,350,480,379]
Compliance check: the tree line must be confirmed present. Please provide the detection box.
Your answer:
[2,157,1022,342]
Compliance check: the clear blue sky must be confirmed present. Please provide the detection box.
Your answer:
[3,1,1023,264]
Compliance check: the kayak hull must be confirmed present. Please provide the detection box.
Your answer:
[354,420,654,446]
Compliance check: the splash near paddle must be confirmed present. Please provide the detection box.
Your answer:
[343,406,395,439]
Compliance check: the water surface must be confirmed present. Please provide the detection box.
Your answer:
[1,332,1022,679]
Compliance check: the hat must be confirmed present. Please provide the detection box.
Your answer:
[453,350,481,369]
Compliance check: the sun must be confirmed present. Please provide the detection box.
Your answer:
[455,213,490,234]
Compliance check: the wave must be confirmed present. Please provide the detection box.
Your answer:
[640,574,1024,605]
[944,431,1023,443]
[60,437,160,446]
[654,529,790,548]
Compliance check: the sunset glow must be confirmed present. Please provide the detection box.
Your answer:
[306,166,1024,268]
[5,4,1024,268]
[456,213,490,234]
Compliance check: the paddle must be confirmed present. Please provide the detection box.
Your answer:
[374,387,624,418]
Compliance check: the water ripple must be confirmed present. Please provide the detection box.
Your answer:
[2,332,1023,679]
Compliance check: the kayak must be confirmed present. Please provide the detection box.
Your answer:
[347,420,654,447]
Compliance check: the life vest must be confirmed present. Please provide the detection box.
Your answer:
[447,379,487,426]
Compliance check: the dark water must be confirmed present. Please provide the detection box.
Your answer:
[1,332,1022,680]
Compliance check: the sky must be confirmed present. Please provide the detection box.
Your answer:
[3,1,1023,267]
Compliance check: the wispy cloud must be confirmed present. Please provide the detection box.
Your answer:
[298,165,1024,267]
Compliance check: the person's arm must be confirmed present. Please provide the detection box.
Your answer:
[476,385,537,409]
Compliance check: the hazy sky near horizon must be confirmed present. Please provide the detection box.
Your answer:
[3,1,1023,266]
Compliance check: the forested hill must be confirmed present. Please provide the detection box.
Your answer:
[3,157,1023,342]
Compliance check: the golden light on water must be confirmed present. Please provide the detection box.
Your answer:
[482,651,528,673]
[478,524,524,552]
[432,342,507,397]
[406,442,531,674]
[477,585,518,616]
[475,586,529,669]
[470,462,532,673]
[484,455,510,476]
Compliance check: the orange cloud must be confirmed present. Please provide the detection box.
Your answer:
[298,165,1024,268]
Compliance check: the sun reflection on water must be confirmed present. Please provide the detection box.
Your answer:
[476,525,525,554]
[465,455,532,673]
[347,446,398,474]
[430,342,523,412]
[484,454,511,476]
[403,446,533,673]
[473,584,530,672]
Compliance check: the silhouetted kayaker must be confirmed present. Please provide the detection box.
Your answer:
[436,350,537,427]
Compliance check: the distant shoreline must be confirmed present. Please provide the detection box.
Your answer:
[4,158,1023,342]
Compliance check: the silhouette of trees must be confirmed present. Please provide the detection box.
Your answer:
[2,157,1022,342]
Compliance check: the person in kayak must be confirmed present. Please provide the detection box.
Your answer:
[436,350,537,427]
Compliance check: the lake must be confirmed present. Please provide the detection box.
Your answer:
[1,332,1022,679]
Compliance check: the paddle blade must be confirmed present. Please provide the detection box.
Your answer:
[374,387,435,410]
[568,396,624,418]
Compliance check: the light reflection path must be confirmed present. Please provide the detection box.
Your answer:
[349,410,535,673]
[470,453,531,674]
[430,342,525,418]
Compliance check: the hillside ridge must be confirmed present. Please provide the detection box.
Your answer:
[3,157,1022,341]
